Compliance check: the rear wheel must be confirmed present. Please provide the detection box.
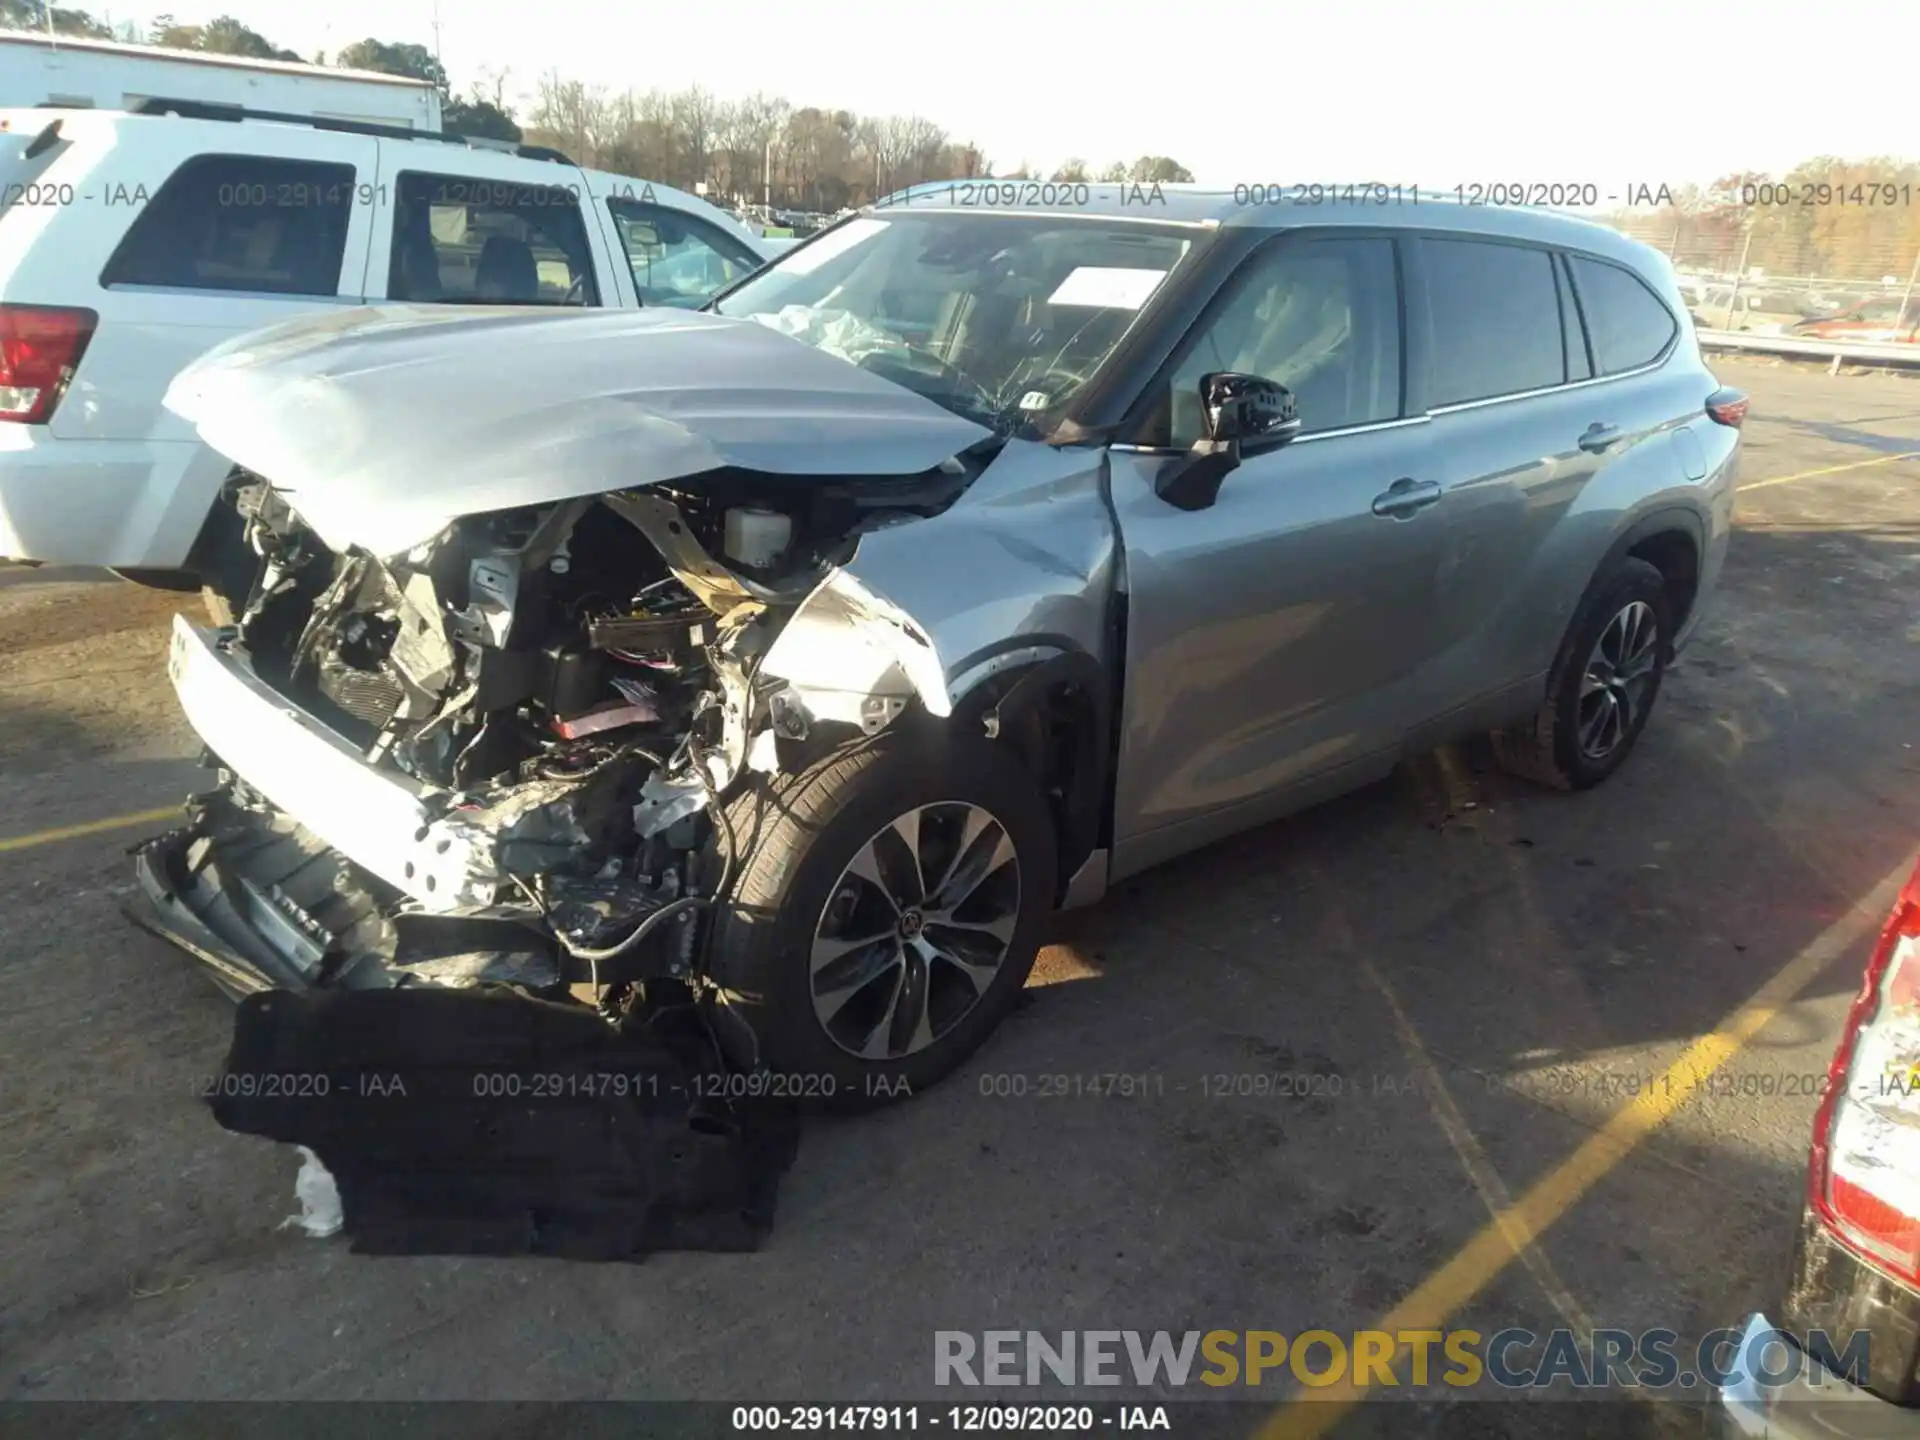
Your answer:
[1492,557,1671,791]
[706,726,1056,1107]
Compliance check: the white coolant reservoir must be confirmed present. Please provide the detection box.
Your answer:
[723,507,793,570]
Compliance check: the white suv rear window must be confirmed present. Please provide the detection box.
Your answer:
[100,154,355,296]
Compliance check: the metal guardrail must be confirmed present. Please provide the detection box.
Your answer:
[1694,328,1920,370]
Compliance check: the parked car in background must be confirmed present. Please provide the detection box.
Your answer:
[130,187,1740,1102]
[1790,297,1920,345]
[1718,853,1920,1437]
[0,104,772,590]
[1694,286,1820,333]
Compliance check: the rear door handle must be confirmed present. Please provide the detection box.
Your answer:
[1371,477,1442,519]
[1579,422,1622,454]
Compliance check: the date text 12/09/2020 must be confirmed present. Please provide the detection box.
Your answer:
[198,1067,912,1102]
[873,182,1680,209]
[732,1405,1172,1431]
[1227,183,1684,208]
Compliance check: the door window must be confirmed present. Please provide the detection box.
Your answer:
[607,199,761,308]
[1161,236,1402,446]
[1422,239,1565,405]
[388,171,599,306]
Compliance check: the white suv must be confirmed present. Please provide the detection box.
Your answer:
[0,103,772,585]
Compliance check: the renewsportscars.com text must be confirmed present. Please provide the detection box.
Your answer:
[934,1328,1866,1391]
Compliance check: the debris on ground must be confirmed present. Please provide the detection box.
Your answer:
[207,984,799,1262]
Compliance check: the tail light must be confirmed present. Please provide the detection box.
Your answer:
[1706,386,1749,428]
[0,303,97,424]
[1809,860,1920,1283]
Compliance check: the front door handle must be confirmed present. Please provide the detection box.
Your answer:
[1371,477,1442,519]
[1579,422,1622,454]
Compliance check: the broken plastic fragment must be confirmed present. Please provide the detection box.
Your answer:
[281,1146,344,1238]
[633,771,709,838]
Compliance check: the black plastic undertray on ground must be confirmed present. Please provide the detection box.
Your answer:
[207,984,800,1261]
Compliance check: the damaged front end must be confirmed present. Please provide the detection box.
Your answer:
[131,460,971,1006]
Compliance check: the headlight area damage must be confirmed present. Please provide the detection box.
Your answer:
[130,465,966,1010]
[126,467,976,1257]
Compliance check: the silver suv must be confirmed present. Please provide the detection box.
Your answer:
[131,185,1742,1100]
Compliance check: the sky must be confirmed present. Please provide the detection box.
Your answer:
[97,0,1917,191]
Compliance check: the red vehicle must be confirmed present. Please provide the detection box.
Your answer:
[1718,854,1920,1435]
[1789,298,1920,345]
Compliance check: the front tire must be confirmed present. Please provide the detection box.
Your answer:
[1492,557,1672,791]
[706,727,1057,1107]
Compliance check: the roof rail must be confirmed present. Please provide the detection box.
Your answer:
[126,98,575,166]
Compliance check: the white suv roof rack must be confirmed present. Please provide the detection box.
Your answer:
[120,97,576,166]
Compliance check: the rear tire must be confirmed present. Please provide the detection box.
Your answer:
[705,725,1056,1109]
[1492,557,1671,791]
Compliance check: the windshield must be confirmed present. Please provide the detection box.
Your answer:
[713,211,1199,434]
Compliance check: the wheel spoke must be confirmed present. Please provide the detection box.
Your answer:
[929,815,1015,914]
[843,845,901,916]
[811,928,898,978]
[881,943,933,1057]
[853,966,908,1059]
[921,804,992,907]
[1579,691,1616,753]
[915,933,999,998]
[814,940,903,1028]
[872,813,925,907]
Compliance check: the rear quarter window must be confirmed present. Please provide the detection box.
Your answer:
[1568,256,1678,374]
[100,154,355,295]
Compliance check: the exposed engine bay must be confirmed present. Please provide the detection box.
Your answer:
[136,459,983,1006]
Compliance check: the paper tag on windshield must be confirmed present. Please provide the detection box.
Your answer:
[777,218,891,276]
[1047,266,1168,310]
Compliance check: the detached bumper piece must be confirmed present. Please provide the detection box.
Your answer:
[209,985,799,1260]
[128,788,562,1000]
[1716,1312,1920,1438]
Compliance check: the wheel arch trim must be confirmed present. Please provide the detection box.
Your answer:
[948,642,1113,908]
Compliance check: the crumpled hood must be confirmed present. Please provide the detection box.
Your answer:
[163,305,994,557]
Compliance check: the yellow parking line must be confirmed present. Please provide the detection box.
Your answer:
[0,805,180,854]
[1256,849,1918,1440]
[1737,449,1920,493]
[1359,954,1597,1341]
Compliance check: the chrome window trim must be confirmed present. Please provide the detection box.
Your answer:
[1427,351,1670,416]
[1108,413,1432,456]
[1108,349,1672,454]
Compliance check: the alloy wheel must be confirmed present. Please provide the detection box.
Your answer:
[1577,599,1661,761]
[809,802,1022,1060]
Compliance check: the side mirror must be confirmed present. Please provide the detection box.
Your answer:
[1202,371,1301,451]
[1154,373,1300,512]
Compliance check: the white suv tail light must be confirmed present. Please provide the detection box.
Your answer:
[0,303,97,423]
[1811,860,1920,1282]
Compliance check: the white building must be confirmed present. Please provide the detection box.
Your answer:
[0,30,443,131]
